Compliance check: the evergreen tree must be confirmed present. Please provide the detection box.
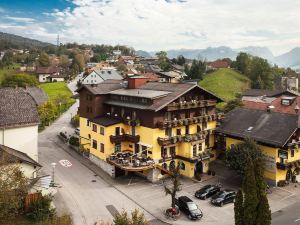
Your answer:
[255,195,271,225]
[38,52,50,67]
[243,160,259,225]
[234,190,244,225]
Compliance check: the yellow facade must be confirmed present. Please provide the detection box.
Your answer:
[80,116,217,179]
[225,137,300,185]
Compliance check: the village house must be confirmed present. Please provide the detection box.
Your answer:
[0,88,40,163]
[242,89,300,115]
[77,78,223,182]
[36,66,64,83]
[216,107,300,186]
[80,67,123,85]
[207,59,231,70]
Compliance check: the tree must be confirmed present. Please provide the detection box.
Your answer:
[236,52,251,75]
[74,54,85,72]
[59,55,69,68]
[185,59,206,80]
[38,101,57,126]
[255,195,271,225]
[156,51,171,71]
[234,190,244,225]
[243,160,259,225]
[2,73,38,87]
[113,209,149,225]
[176,55,186,66]
[0,154,30,222]
[225,138,263,174]
[163,161,182,208]
[223,96,243,113]
[248,57,273,89]
[38,52,50,67]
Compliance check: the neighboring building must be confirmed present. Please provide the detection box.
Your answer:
[23,87,48,106]
[0,144,41,179]
[77,78,223,182]
[157,70,187,83]
[216,107,300,186]
[0,88,39,161]
[36,66,62,83]
[80,68,123,85]
[242,89,300,115]
[207,59,231,70]
[281,77,298,91]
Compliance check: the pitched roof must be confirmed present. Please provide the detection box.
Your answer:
[93,68,123,80]
[217,107,298,147]
[76,79,123,95]
[23,87,48,106]
[0,88,39,128]
[0,144,41,167]
[208,59,230,68]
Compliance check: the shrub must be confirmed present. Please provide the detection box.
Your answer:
[69,136,79,146]
[26,194,55,221]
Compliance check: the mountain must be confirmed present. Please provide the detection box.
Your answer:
[0,32,53,50]
[273,47,300,69]
[144,46,274,61]
[236,46,274,61]
[135,50,152,58]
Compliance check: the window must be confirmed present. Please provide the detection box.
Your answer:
[197,125,201,133]
[193,145,197,157]
[170,146,176,157]
[176,129,181,136]
[92,140,97,149]
[205,135,210,147]
[185,125,189,135]
[202,121,207,130]
[87,120,90,126]
[165,128,172,137]
[86,107,93,113]
[92,124,97,132]
[100,143,104,153]
[198,144,202,151]
[100,127,104,135]
[180,162,185,170]
[291,149,295,157]
[161,147,167,158]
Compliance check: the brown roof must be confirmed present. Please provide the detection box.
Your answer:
[242,89,299,97]
[77,79,123,95]
[0,88,39,128]
[208,59,230,69]
[23,87,48,106]
[0,144,41,167]
[36,66,61,74]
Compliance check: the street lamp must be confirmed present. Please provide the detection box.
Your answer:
[50,162,57,187]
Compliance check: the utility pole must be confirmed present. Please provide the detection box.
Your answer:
[57,34,60,47]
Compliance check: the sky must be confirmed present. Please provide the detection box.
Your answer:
[0,0,300,55]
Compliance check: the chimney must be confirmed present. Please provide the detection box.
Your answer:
[127,76,149,89]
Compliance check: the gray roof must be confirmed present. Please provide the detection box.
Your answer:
[90,116,122,127]
[77,80,123,95]
[0,144,41,167]
[93,68,123,80]
[23,87,48,106]
[243,89,299,97]
[0,88,39,128]
[109,89,170,99]
[217,108,298,147]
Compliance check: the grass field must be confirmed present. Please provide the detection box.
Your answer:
[39,82,75,105]
[200,68,250,102]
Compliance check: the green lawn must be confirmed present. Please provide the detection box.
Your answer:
[39,82,75,104]
[200,68,250,102]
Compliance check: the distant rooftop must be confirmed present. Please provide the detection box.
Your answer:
[109,89,171,99]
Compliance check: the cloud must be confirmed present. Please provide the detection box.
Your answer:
[2,0,300,55]
[5,16,36,23]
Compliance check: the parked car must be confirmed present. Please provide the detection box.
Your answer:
[211,190,236,207]
[75,127,80,135]
[195,184,221,200]
[177,196,203,220]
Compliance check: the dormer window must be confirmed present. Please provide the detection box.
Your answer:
[281,97,295,106]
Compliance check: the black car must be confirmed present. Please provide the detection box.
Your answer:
[177,196,203,220]
[211,190,236,207]
[195,185,221,200]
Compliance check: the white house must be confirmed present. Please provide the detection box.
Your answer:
[0,88,39,162]
[36,66,63,83]
[80,67,123,85]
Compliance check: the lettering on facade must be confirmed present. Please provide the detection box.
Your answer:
[262,154,276,173]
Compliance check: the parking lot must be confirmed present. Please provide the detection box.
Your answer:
[113,161,300,225]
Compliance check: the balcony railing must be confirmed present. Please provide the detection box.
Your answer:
[157,129,215,146]
[276,160,300,170]
[110,134,140,144]
[166,99,217,111]
[157,113,224,129]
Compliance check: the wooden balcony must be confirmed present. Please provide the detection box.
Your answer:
[157,113,224,129]
[110,134,140,144]
[157,129,215,146]
[166,99,217,111]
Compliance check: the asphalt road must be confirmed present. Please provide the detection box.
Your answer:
[38,79,156,225]
[272,201,300,225]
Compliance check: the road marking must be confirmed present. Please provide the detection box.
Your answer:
[59,159,72,167]
[295,218,300,222]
